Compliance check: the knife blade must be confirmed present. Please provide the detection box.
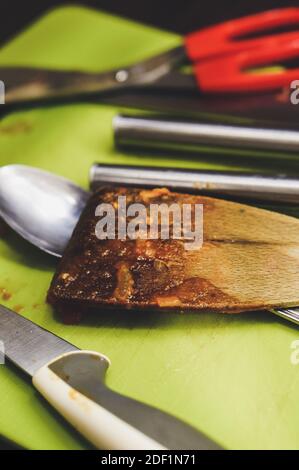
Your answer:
[0,304,77,376]
[0,304,222,450]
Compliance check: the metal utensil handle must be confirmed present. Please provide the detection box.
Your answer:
[271,308,299,326]
[113,114,299,154]
[90,163,299,204]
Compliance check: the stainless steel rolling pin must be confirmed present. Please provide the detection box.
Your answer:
[90,163,299,204]
[113,114,299,154]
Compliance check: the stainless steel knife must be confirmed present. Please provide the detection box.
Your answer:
[0,304,222,450]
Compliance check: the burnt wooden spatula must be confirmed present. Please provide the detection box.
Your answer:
[47,187,299,319]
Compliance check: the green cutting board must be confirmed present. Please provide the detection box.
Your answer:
[1,5,299,450]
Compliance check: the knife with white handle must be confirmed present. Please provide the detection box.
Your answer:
[0,305,221,450]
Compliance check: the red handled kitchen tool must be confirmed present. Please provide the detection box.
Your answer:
[184,7,299,93]
[2,7,299,103]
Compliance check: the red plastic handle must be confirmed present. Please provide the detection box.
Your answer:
[185,8,299,61]
[194,38,299,93]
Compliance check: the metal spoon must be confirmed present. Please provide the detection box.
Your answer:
[0,164,298,326]
[0,165,90,257]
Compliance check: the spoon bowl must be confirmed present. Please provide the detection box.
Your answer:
[0,165,90,257]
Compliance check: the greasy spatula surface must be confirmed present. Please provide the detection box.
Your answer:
[48,187,299,316]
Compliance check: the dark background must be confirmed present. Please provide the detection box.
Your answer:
[0,0,297,45]
[0,0,296,451]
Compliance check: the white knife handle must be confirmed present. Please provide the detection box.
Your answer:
[32,351,165,450]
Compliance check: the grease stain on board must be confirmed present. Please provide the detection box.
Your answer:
[0,287,12,301]
[13,304,24,313]
[0,121,32,135]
